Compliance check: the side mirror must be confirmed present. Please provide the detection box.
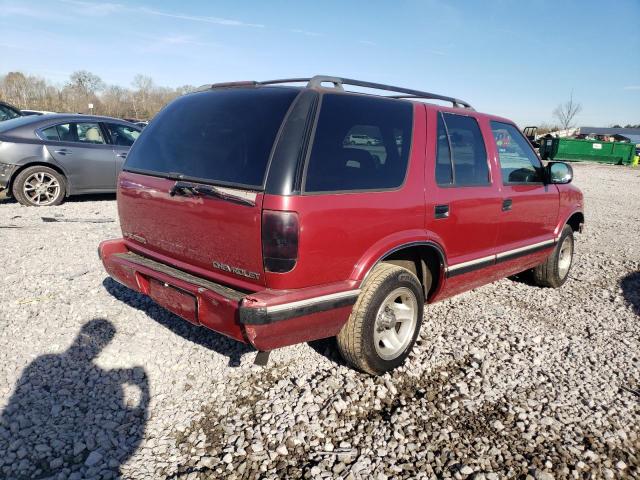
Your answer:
[547,161,573,184]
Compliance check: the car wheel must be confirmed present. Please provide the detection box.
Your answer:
[337,263,424,375]
[532,225,574,288]
[12,166,66,206]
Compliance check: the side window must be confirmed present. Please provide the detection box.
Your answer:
[106,123,140,147]
[304,94,412,192]
[490,121,543,184]
[40,126,60,141]
[76,123,106,144]
[437,113,489,187]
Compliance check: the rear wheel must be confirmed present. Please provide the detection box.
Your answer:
[12,166,66,206]
[337,263,424,375]
[532,225,574,288]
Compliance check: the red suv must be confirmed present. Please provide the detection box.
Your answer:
[99,76,584,374]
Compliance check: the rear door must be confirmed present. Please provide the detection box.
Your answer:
[43,122,116,190]
[118,87,300,289]
[426,110,502,294]
[489,121,559,256]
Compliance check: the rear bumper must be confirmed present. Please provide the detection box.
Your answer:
[99,238,359,350]
[0,162,16,193]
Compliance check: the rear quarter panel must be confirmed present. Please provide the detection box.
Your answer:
[0,141,72,191]
[262,103,427,291]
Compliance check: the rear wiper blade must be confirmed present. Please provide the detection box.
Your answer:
[169,181,255,206]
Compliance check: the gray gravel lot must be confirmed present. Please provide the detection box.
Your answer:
[0,163,638,479]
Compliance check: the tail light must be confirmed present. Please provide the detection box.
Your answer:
[262,210,299,273]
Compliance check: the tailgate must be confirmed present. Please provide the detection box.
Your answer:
[118,171,266,287]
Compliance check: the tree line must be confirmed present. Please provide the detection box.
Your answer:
[0,70,196,120]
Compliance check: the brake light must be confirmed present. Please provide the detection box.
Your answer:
[262,210,299,273]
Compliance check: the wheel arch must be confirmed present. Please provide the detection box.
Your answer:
[357,240,447,302]
[566,211,584,233]
[9,161,70,197]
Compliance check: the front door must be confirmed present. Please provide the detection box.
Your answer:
[104,123,141,179]
[489,121,559,262]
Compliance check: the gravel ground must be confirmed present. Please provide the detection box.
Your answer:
[0,162,638,480]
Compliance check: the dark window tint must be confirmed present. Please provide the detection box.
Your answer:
[40,126,60,141]
[106,123,140,147]
[305,94,412,192]
[436,113,489,187]
[124,88,299,188]
[491,121,543,184]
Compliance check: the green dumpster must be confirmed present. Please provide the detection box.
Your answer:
[541,137,635,165]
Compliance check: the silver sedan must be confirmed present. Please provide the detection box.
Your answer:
[0,114,141,206]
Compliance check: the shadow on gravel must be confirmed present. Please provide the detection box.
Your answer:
[64,193,116,203]
[307,336,349,367]
[0,319,149,479]
[621,271,640,316]
[103,278,253,367]
[0,193,115,205]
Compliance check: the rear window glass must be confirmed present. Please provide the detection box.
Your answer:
[124,87,299,188]
[304,94,412,192]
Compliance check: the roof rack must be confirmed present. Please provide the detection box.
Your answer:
[202,75,473,110]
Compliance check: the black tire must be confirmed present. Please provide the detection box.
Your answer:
[532,225,574,288]
[337,263,425,375]
[12,166,66,207]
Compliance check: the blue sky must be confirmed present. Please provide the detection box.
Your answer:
[1,0,638,126]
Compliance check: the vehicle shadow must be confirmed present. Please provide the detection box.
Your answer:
[0,319,149,478]
[0,193,116,205]
[103,278,253,366]
[65,193,117,203]
[307,336,349,367]
[620,271,640,316]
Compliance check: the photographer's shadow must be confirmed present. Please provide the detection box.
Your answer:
[621,271,640,316]
[103,278,253,367]
[0,319,148,478]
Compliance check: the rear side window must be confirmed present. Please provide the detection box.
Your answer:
[435,113,489,187]
[39,123,105,144]
[490,121,543,184]
[304,94,412,192]
[40,126,60,141]
[124,88,299,188]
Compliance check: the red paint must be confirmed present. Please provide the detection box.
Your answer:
[100,99,584,351]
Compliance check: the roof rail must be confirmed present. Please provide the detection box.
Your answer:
[201,75,473,110]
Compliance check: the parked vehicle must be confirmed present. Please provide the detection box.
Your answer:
[20,109,57,116]
[99,76,584,375]
[523,125,539,148]
[0,114,141,206]
[0,101,22,122]
[347,133,378,145]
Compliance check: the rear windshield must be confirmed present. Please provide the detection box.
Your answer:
[124,87,299,189]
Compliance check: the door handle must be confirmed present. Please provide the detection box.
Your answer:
[434,204,449,219]
[54,149,71,155]
[116,153,127,159]
[502,198,513,211]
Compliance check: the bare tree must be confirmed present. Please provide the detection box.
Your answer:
[0,70,188,119]
[553,92,582,131]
